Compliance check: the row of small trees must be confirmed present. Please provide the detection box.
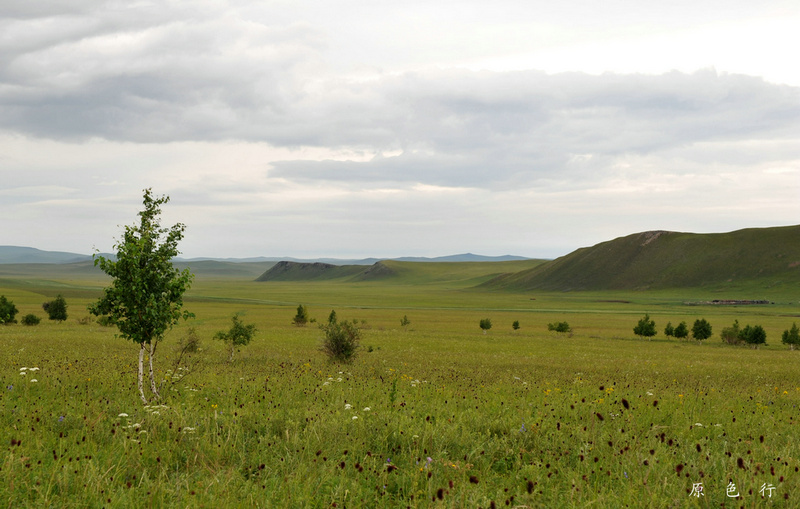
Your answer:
[634,313,798,348]
[0,294,69,325]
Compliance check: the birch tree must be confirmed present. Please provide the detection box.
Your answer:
[89,189,194,404]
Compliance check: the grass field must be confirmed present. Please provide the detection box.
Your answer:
[2,263,800,507]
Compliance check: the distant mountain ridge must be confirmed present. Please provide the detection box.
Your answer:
[481,225,800,291]
[0,246,528,265]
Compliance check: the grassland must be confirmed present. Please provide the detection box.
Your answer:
[2,261,800,507]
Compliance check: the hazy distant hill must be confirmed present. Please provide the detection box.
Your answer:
[481,226,800,291]
[0,246,92,264]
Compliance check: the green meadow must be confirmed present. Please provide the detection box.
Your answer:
[2,261,800,507]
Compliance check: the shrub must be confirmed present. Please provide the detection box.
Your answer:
[321,312,361,362]
[782,323,800,350]
[673,321,689,339]
[21,314,40,326]
[0,295,18,324]
[180,327,201,353]
[633,314,656,339]
[512,320,520,331]
[739,324,766,348]
[400,315,411,329]
[76,315,93,325]
[479,318,492,333]
[720,320,742,345]
[214,314,257,362]
[43,294,68,321]
[663,322,674,337]
[292,304,309,326]
[692,319,713,341]
[548,321,571,333]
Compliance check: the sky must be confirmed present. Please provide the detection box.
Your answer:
[2,0,798,260]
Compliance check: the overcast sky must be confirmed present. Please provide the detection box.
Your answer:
[2,0,798,259]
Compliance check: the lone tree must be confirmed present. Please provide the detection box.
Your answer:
[633,314,656,340]
[215,314,257,361]
[0,295,18,324]
[89,189,194,404]
[782,323,800,350]
[692,318,713,341]
[43,294,68,321]
[720,320,742,346]
[292,304,309,326]
[479,318,492,334]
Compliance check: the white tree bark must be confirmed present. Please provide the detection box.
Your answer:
[148,341,160,400]
[138,343,148,404]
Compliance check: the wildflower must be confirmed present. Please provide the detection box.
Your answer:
[20,371,26,376]
[118,413,129,418]
[344,404,352,410]
[520,423,527,432]
[30,379,38,383]
[20,367,27,371]
[30,367,39,371]
[58,415,65,422]
[6,385,12,390]
[352,415,358,420]
[363,407,370,411]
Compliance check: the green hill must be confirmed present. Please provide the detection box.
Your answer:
[482,225,800,292]
[255,261,366,281]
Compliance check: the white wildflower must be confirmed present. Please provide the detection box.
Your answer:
[20,367,27,371]
[352,415,358,420]
[118,413,129,418]
[30,367,39,371]
[363,407,371,412]
[30,379,38,383]
[344,404,352,410]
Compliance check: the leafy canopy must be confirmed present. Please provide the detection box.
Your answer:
[89,189,194,344]
[692,318,713,341]
[0,295,18,324]
[633,314,656,338]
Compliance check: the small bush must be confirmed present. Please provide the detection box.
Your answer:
[548,321,571,333]
[321,312,361,362]
[400,315,411,329]
[43,295,68,321]
[720,320,743,345]
[663,322,674,337]
[214,314,257,362]
[180,327,201,353]
[512,320,520,330]
[479,318,492,333]
[0,295,19,324]
[21,314,41,326]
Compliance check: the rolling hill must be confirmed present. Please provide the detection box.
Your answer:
[481,225,800,292]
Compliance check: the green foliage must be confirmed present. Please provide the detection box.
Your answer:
[0,295,18,324]
[673,321,689,339]
[88,188,194,403]
[633,314,656,339]
[89,189,194,344]
[547,321,571,333]
[782,323,800,349]
[739,324,767,348]
[512,320,520,330]
[692,318,713,341]
[400,315,411,328]
[21,314,40,326]
[43,294,68,321]
[479,318,492,332]
[721,320,742,345]
[663,321,674,337]
[215,314,257,361]
[292,304,309,326]
[320,311,361,362]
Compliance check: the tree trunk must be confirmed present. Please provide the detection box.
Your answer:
[138,343,148,404]
[148,340,160,400]
[229,343,235,362]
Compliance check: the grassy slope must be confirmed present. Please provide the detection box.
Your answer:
[483,225,800,294]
